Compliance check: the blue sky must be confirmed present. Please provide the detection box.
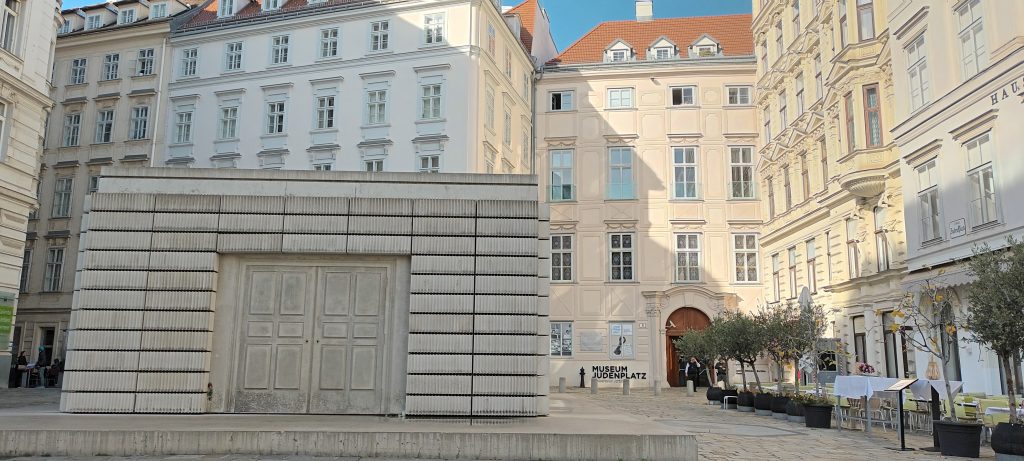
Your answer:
[59,0,753,51]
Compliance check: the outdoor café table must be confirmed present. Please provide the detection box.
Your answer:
[985,407,1024,418]
[832,376,902,433]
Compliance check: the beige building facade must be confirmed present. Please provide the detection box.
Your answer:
[17,0,195,370]
[537,10,764,388]
[1,0,60,380]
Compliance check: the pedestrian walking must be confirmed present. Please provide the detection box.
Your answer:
[683,356,703,389]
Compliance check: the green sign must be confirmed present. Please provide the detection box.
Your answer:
[0,291,14,352]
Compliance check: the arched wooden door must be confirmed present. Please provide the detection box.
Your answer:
[666,307,711,387]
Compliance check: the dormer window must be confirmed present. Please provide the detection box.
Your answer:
[150,3,167,19]
[697,46,717,57]
[653,47,673,60]
[647,37,678,61]
[85,14,102,30]
[57,20,72,34]
[605,40,633,63]
[218,0,234,18]
[118,8,135,24]
[263,0,281,11]
[610,50,628,62]
[689,34,722,58]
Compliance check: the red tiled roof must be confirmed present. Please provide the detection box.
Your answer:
[551,14,754,65]
[185,0,366,28]
[505,0,537,54]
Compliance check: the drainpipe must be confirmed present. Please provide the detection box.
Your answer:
[149,35,169,168]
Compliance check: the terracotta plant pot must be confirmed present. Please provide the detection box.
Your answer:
[934,420,983,459]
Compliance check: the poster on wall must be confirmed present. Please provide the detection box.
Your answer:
[0,292,14,353]
[609,322,634,359]
[579,330,604,352]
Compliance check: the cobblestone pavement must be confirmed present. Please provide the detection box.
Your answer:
[573,386,995,460]
[0,458,496,461]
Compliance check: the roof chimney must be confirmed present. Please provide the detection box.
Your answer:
[636,0,653,22]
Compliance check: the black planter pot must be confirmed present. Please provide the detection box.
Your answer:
[737,391,755,412]
[706,387,724,404]
[992,423,1024,457]
[721,389,738,409]
[786,400,806,423]
[753,393,773,416]
[771,396,791,420]
[934,420,983,459]
[804,405,833,429]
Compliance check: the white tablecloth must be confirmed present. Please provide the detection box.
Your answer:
[985,407,1024,417]
[908,379,963,401]
[832,376,963,400]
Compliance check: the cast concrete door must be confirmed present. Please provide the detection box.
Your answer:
[234,265,388,414]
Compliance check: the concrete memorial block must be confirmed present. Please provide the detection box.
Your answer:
[88,211,154,231]
[136,372,208,392]
[284,196,349,215]
[144,291,214,310]
[410,255,475,274]
[409,294,474,313]
[82,251,151,271]
[151,232,218,251]
[154,194,222,213]
[217,234,282,252]
[405,395,472,415]
[76,290,146,309]
[148,252,218,271]
[218,214,285,233]
[281,234,348,253]
[137,351,211,371]
[282,215,347,234]
[347,235,411,254]
[412,236,475,255]
[411,217,476,236]
[406,354,473,374]
[407,314,474,333]
[152,213,220,231]
[409,274,474,293]
[87,231,153,250]
[406,375,472,395]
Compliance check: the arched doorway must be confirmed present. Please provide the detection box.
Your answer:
[666,307,711,387]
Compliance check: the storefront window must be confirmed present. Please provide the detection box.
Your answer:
[609,322,634,359]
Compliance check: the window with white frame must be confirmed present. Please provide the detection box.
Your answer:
[874,206,891,271]
[504,48,512,78]
[857,0,875,41]
[550,90,573,111]
[94,109,114,144]
[727,86,752,105]
[265,101,286,134]
[174,110,193,144]
[734,234,759,282]
[484,85,495,129]
[846,219,860,278]
[795,73,805,115]
[102,53,119,80]
[766,176,776,218]
[652,46,673,60]
[779,91,788,127]
[180,48,198,77]
[486,22,495,54]
[420,84,441,120]
[609,233,634,281]
[70,58,87,84]
[814,54,823,99]
[550,321,572,357]
[424,13,444,44]
[1,0,19,52]
[917,159,941,242]
[788,246,798,298]
[366,89,387,125]
[763,106,772,140]
[503,108,512,146]
[19,248,30,292]
[0,101,7,158]
[270,35,289,65]
[675,233,701,282]
[87,175,99,193]
[315,96,335,129]
[783,165,793,210]
[792,0,801,36]
[805,239,817,293]
[863,84,882,147]
[218,0,234,17]
[62,113,80,146]
[418,153,439,173]
[609,49,628,62]
[365,159,384,172]
[85,14,101,30]
[607,147,634,200]
[549,149,573,201]
[150,3,167,19]
[838,0,848,47]
[218,106,237,139]
[58,20,71,35]
[957,0,986,79]
[672,146,698,199]
[671,86,696,106]
[263,0,281,11]
[609,322,634,359]
[313,163,332,171]
[607,88,634,109]
[51,177,73,218]
[371,20,389,51]
[136,48,154,75]
[319,28,339,59]
[43,246,65,292]
[966,133,997,227]
[772,253,781,300]
[118,8,135,24]
[906,34,930,111]
[775,20,783,56]
[224,42,243,71]
[129,106,148,140]
[729,146,755,199]
[551,235,573,282]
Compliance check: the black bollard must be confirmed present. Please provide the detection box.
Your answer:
[579,367,586,388]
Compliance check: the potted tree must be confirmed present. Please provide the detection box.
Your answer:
[965,238,1024,461]
[673,328,721,404]
[723,312,768,414]
[800,393,835,429]
[894,279,982,458]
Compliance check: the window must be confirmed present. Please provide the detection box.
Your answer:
[520,130,530,171]
[814,54,823,100]
[174,110,193,144]
[70,58,87,85]
[118,8,135,24]
[19,248,30,292]
[102,53,119,80]
[418,154,439,173]
[609,322,634,359]
[224,42,243,71]
[783,165,792,210]
[778,91,788,127]
[671,86,696,106]
[800,154,810,200]
[94,109,114,144]
[549,149,574,201]
[0,101,6,157]
[550,91,574,111]
[729,147,755,199]
[270,35,289,65]
[906,35,930,111]
[653,47,672,60]
[504,48,512,78]
[370,20,391,51]
[763,106,772,140]
[1,0,19,52]
[503,108,512,146]
[863,84,882,147]
[672,146,698,199]
[550,321,572,357]
[957,0,986,78]
[941,318,963,381]
[314,96,335,130]
[484,85,494,129]
[486,22,495,55]
[844,93,855,153]
[87,175,99,193]
[805,239,817,293]
[265,101,285,134]
[852,316,866,362]
[136,48,154,76]
[795,73,805,116]
[319,28,339,59]
[218,106,238,139]
[607,147,634,200]
[734,234,759,282]
[263,0,281,11]
[218,0,234,17]
[767,177,776,219]
[424,13,444,44]
[760,41,768,71]
[825,230,833,283]
[150,3,167,19]
[772,253,781,301]
[58,20,71,35]
[838,0,848,47]
[675,233,701,282]
[366,89,387,125]
[609,233,634,281]
[788,247,798,298]
[62,113,80,147]
[966,133,997,227]
[609,49,629,62]
[857,0,875,41]
[916,159,941,242]
[51,177,73,218]
[365,159,384,172]
[129,106,148,140]
[883,311,914,378]
[727,86,752,105]
[85,14,102,30]
[874,206,891,271]
[551,235,573,282]
[313,163,332,171]
[607,88,634,109]
[775,20,783,56]
[180,48,198,77]
[846,219,860,278]
[819,137,829,188]
[43,246,65,292]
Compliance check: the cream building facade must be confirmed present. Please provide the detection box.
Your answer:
[753,0,910,380]
[537,8,764,388]
[0,0,60,381]
[888,0,1024,395]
